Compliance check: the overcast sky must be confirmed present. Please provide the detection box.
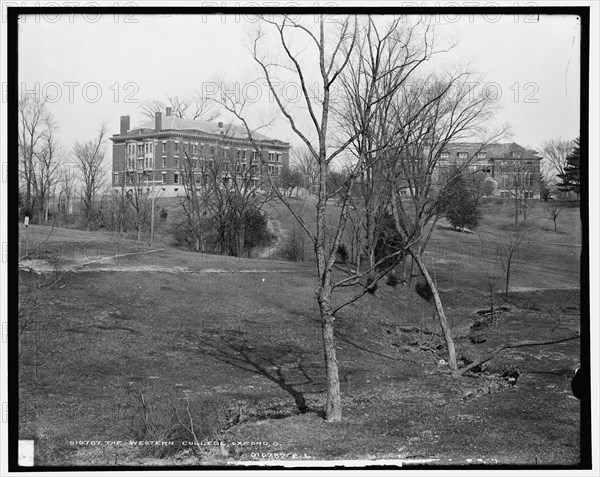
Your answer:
[17,12,581,160]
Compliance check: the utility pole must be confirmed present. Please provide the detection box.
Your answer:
[150,139,156,245]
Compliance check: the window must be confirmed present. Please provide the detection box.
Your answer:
[210,145,215,157]
[252,151,258,162]
[184,142,188,151]
[478,152,487,158]
[162,172,166,184]
[511,152,521,158]
[162,142,167,153]
[114,172,119,184]
[441,152,449,158]
[144,143,148,153]
[150,143,153,153]
[192,143,198,154]
[175,142,179,153]
[137,144,143,155]
[276,153,282,163]
[137,172,143,183]
[458,152,468,159]
[174,156,179,168]
[162,156,166,167]
[174,173,179,184]
[269,152,275,162]
[137,158,143,169]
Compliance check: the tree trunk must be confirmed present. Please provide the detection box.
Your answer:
[504,260,511,302]
[317,290,342,422]
[410,249,458,371]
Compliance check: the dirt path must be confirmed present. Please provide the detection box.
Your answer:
[256,219,286,259]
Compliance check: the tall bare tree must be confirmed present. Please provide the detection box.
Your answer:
[73,125,107,230]
[385,75,508,371]
[18,94,54,216]
[31,118,61,223]
[214,15,447,420]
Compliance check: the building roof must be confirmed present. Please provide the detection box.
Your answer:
[443,142,541,160]
[129,116,279,143]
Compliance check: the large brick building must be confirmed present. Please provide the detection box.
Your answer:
[111,108,291,197]
[435,142,542,199]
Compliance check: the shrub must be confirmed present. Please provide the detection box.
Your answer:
[336,243,349,263]
[280,226,306,262]
[243,206,275,252]
[386,273,399,288]
[415,279,433,302]
[366,276,378,294]
[159,208,168,222]
[374,212,405,271]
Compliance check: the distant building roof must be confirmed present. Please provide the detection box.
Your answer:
[442,142,541,160]
[130,116,277,143]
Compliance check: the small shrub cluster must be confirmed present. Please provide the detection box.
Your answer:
[386,273,399,288]
[415,279,433,302]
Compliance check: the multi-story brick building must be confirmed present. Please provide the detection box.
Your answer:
[436,142,542,199]
[111,108,291,197]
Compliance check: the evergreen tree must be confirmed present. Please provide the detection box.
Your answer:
[557,136,580,198]
[442,170,483,231]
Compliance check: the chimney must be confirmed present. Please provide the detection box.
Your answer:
[120,115,130,135]
[166,107,172,117]
[155,111,162,131]
[218,121,223,128]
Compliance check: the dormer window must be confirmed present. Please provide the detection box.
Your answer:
[478,152,487,158]
[458,152,468,159]
[441,152,449,158]
[511,152,521,158]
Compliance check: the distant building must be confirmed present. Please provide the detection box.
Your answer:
[436,142,542,199]
[110,107,291,197]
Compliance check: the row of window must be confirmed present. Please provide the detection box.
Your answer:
[127,143,154,155]
[115,171,264,187]
[127,140,283,162]
[440,151,523,159]
[125,157,273,172]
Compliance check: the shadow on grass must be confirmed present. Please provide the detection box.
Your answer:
[196,331,323,415]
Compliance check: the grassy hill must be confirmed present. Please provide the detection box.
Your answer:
[17,199,583,466]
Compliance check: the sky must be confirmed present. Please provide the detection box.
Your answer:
[16,12,582,161]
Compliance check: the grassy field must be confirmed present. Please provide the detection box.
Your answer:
[17,199,583,467]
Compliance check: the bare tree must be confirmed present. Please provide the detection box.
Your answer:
[125,181,153,241]
[541,138,574,184]
[177,128,273,256]
[496,160,537,229]
[31,117,61,223]
[73,125,108,231]
[213,15,451,420]
[493,224,534,302]
[385,74,508,371]
[56,163,76,226]
[18,94,54,217]
[544,200,562,232]
[291,146,319,192]
[138,94,220,122]
[279,165,304,197]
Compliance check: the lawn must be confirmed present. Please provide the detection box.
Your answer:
[16,199,584,467]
